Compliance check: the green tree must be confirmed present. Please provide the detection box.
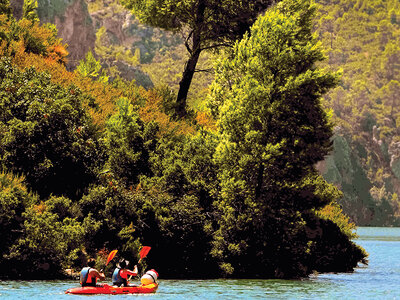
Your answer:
[0,58,105,199]
[121,0,276,118]
[6,201,84,278]
[0,172,37,274]
[209,0,365,278]
[379,80,400,120]
[76,50,109,83]
[105,98,158,187]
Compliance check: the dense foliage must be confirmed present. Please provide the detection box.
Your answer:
[0,58,105,199]
[0,0,366,280]
[207,0,365,278]
[120,0,277,118]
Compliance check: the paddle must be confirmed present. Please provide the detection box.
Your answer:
[106,249,118,266]
[128,246,151,281]
[138,246,151,263]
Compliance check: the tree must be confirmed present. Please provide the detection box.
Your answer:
[0,171,37,273]
[76,51,109,83]
[120,0,276,118]
[0,58,105,199]
[6,200,85,278]
[379,80,400,120]
[209,0,365,278]
[105,97,157,187]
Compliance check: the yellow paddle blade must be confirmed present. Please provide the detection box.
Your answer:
[106,249,118,265]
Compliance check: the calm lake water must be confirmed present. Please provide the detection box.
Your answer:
[1,227,399,299]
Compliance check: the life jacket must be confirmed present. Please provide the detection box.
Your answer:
[80,267,96,287]
[112,267,127,287]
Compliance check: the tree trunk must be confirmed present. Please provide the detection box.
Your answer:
[175,0,205,119]
[175,49,201,118]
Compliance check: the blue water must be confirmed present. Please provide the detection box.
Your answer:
[1,227,399,299]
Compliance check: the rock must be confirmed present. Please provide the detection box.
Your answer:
[52,0,96,69]
[9,0,97,70]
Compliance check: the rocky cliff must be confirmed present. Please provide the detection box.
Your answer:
[10,0,96,69]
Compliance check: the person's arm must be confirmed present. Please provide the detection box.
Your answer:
[125,269,137,276]
[91,269,106,280]
[123,266,138,277]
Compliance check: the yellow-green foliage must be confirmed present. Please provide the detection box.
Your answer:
[314,0,400,226]
[316,202,357,240]
[0,171,27,194]
[316,0,400,129]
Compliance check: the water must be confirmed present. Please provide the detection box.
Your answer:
[1,227,399,299]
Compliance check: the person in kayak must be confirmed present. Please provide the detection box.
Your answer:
[80,258,105,287]
[112,259,138,287]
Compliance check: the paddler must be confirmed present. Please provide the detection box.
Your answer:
[112,259,138,287]
[80,258,105,287]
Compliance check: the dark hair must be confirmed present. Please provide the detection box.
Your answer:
[87,258,96,268]
[119,259,126,268]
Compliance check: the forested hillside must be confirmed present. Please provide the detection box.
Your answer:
[97,0,400,226]
[24,0,400,226]
[314,0,400,226]
[0,0,366,279]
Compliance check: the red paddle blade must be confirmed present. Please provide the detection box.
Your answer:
[106,249,118,265]
[139,246,151,261]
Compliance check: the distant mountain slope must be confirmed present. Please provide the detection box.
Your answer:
[315,0,400,225]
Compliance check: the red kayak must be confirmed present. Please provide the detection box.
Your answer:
[65,283,158,295]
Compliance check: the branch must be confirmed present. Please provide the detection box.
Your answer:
[194,68,214,73]
[185,29,194,54]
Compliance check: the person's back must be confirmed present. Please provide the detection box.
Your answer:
[112,260,138,287]
[80,258,105,287]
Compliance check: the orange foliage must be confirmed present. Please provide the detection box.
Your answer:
[18,19,68,65]
[48,44,69,64]
[7,49,202,135]
[195,111,217,131]
[33,202,47,215]
[2,15,206,136]
[138,89,195,135]
[12,51,121,126]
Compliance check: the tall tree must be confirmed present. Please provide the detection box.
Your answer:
[209,0,365,278]
[120,0,276,118]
